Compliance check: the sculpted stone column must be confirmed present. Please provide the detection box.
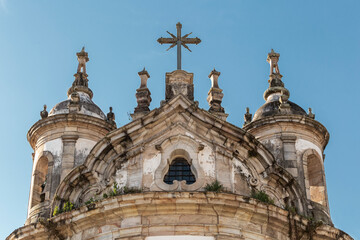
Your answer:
[61,135,79,181]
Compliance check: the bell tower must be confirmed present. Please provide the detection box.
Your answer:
[26,48,116,224]
[243,49,331,224]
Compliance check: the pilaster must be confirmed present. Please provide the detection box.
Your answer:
[281,135,298,178]
[61,135,79,181]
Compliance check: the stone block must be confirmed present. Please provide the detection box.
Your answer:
[121,216,142,228]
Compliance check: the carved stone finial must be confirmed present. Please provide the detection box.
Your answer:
[76,47,89,74]
[107,107,116,125]
[207,68,228,121]
[243,107,252,126]
[267,49,281,75]
[308,108,315,119]
[208,68,221,88]
[131,69,152,120]
[68,47,93,99]
[40,104,48,119]
[263,49,289,102]
[138,67,150,88]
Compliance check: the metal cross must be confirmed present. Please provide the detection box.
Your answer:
[157,22,201,70]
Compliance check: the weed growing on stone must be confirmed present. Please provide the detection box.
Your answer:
[204,180,224,193]
[251,190,274,204]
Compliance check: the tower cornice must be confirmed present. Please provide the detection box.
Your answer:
[27,113,116,150]
[243,114,330,150]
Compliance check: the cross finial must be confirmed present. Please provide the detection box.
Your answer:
[157,22,201,70]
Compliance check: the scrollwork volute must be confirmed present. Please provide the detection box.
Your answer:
[152,135,205,191]
[232,157,259,188]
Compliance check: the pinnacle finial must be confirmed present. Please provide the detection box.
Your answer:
[267,49,280,75]
[243,107,252,126]
[308,108,315,119]
[76,47,89,74]
[208,68,221,88]
[207,68,226,119]
[138,67,150,88]
[40,104,48,119]
[107,106,116,126]
[263,50,289,102]
[132,68,152,120]
[67,47,93,99]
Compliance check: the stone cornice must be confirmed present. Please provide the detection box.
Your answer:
[243,114,330,149]
[27,113,116,149]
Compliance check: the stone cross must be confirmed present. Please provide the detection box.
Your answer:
[157,22,201,70]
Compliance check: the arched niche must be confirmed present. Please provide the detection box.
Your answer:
[30,151,53,208]
[303,149,327,206]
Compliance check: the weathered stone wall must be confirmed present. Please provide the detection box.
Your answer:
[7,193,353,240]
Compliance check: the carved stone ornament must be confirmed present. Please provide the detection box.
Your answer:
[308,107,315,119]
[40,104,48,119]
[232,157,259,187]
[107,107,116,125]
[243,107,252,126]
[165,70,194,101]
[152,135,205,191]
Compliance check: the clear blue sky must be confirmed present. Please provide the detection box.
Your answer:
[0,1,359,239]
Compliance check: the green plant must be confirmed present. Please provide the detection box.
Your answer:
[63,201,74,212]
[251,190,274,204]
[123,186,142,194]
[85,197,97,205]
[103,193,108,199]
[53,206,60,216]
[109,182,121,197]
[204,180,224,193]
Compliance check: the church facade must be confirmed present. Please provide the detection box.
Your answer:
[7,24,353,240]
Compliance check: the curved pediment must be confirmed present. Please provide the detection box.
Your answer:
[52,95,307,216]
